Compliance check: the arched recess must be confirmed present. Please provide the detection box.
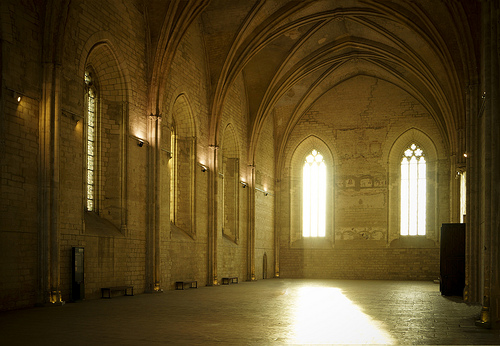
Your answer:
[288,135,335,248]
[387,128,444,247]
[218,123,240,243]
[82,42,128,235]
[170,93,197,238]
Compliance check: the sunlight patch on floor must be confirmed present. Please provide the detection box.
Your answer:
[291,286,394,344]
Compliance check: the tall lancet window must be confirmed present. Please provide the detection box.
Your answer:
[400,143,426,235]
[303,150,326,237]
[85,71,97,212]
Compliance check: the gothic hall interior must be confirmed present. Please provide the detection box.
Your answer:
[1,0,500,329]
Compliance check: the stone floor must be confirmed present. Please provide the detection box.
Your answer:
[1,279,499,345]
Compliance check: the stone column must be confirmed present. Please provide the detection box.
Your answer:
[274,178,281,278]
[208,145,219,285]
[39,62,63,305]
[248,164,256,281]
[465,84,482,305]
[146,114,162,292]
[477,0,500,328]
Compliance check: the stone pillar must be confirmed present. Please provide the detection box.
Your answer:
[465,84,482,304]
[248,164,256,281]
[208,145,219,285]
[274,178,281,278]
[146,114,162,292]
[477,0,500,328]
[38,0,70,307]
[39,62,63,305]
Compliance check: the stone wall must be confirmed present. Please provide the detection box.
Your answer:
[0,2,43,310]
[278,75,449,280]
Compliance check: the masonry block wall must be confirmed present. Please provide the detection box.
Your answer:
[279,75,449,280]
[161,18,211,289]
[1,0,152,307]
[255,113,276,279]
[0,3,43,310]
[217,74,249,281]
[58,1,149,300]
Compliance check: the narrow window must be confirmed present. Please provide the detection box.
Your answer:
[303,150,326,237]
[170,126,176,223]
[460,171,466,223]
[85,71,96,212]
[400,144,426,235]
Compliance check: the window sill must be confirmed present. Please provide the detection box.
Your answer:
[84,211,124,237]
[290,237,333,249]
[390,236,436,248]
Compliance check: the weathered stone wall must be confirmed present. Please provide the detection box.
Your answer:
[217,73,249,281]
[160,18,210,289]
[57,0,149,300]
[255,113,275,279]
[279,75,449,279]
[0,2,43,310]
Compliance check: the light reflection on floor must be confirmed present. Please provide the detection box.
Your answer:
[291,286,394,344]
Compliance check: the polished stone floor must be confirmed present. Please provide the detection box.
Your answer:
[1,279,499,345]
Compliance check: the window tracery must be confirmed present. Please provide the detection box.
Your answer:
[85,71,97,212]
[303,150,326,237]
[400,143,426,235]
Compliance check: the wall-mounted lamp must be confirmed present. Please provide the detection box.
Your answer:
[197,162,208,172]
[255,186,270,196]
[463,152,468,158]
[240,181,248,188]
[137,140,144,147]
[15,93,22,103]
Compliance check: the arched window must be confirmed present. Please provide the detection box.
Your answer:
[170,124,177,223]
[400,143,426,235]
[220,125,240,243]
[303,150,326,237]
[85,70,97,212]
[169,95,196,237]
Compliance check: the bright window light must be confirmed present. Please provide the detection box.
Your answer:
[460,171,466,223]
[292,286,394,344]
[85,71,96,212]
[303,150,326,237]
[400,144,426,235]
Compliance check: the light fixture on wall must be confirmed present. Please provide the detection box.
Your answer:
[463,152,468,158]
[9,89,23,103]
[197,162,208,172]
[240,181,248,188]
[137,140,144,147]
[255,186,270,196]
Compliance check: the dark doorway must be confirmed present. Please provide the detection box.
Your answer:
[440,223,465,296]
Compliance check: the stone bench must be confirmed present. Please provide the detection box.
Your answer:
[101,286,134,299]
[175,280,198,290]
[221,277,238,285]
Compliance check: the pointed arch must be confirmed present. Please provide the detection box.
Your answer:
[82,41,128,234]
[388,128,440,243]
[170,93,197,237]
[288,135,335,247]
[219,123,240,243]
